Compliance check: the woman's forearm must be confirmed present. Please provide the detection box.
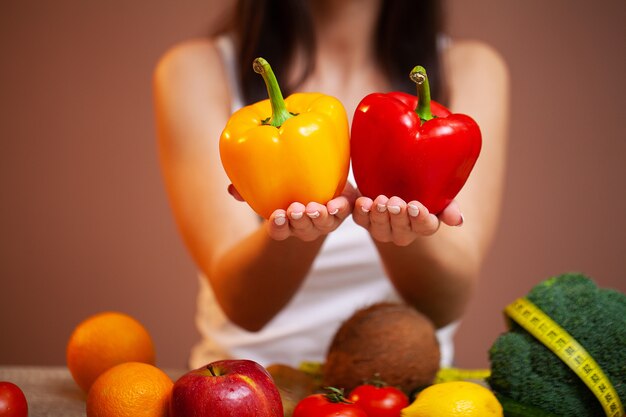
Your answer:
[201,225,327,332]
[375,227,481,328]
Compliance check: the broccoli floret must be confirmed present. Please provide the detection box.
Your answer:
[488,273,626,417]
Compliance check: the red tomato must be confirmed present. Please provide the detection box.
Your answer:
[294,392,368,417]
[349,384,409,417]
[0,381,28,417]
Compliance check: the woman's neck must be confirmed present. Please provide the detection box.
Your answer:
[309,0,382,70]
[294,0,390,122]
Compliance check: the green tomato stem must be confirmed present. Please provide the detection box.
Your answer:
[410,65,435,124]
[322,387,352,404]
[253,57,292,128]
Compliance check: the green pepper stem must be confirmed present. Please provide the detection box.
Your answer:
[253,57,292,128]
[410,65,435,124]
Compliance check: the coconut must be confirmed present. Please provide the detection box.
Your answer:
[322,302,440,394]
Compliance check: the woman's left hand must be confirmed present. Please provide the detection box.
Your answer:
[352,195,464,246]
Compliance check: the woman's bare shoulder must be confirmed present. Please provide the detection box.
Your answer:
[445,38,508,73]
[152,36,234,139]
[443,39,509,111]
[153,37,230,102]
[443,38,509,103]
[155,37,221,76]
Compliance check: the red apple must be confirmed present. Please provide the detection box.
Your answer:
[0,381,28,417]
[170,359,284,417]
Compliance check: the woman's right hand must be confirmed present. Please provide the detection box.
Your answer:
[265,194,351,241]
[269,182,358,241]
[228,183,357,242]
[229,183,357,242]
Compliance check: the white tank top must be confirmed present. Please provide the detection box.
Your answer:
[189,35,458,369]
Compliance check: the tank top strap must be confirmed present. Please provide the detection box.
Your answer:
[215,34,245,113]
[437,33,452,52]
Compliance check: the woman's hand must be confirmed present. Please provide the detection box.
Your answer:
[228,183,357,242]
[352,195,464,246]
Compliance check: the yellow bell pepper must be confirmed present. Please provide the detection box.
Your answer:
[219,58,350,219]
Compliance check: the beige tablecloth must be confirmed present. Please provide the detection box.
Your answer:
[0,366,185,417]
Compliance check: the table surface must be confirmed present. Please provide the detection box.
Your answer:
[0,365,185,417]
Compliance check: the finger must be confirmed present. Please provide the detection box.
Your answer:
[387,196,409,229]
[326,195,352,222]
[408,201,440,236]
[266,210,290,241]
[438,200,464,227]
[369,195,392,242]
[306,202,334,233]
[287,202,317,241]
[287,202,306,222]
[386,196,414,246]
[227,184,245,202]
[352,196,373,228]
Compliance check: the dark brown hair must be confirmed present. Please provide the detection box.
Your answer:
[234,0,446,105]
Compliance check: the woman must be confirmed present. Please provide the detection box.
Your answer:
[153,0,509,368]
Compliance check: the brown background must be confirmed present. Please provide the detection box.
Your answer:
[1,0,624,370]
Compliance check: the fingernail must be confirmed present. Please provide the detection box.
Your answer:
[291,211,303,220]
[376,203,387,213]
[274,214,286,226]
[456,213,464,227]
[307,211,320,219]
[408,204,419,217]
[387,205,401,215]
[329,208,339,215]
[361,205,370,214]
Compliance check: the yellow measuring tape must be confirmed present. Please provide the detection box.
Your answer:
[505,297,624,417]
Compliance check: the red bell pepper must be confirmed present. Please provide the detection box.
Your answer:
[350,65,482,214]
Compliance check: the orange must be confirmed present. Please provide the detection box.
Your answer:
[66,311,156,392]
[86,362,172,417]
[401,381,503,417]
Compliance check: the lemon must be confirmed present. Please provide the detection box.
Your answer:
[401,381,503,417]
